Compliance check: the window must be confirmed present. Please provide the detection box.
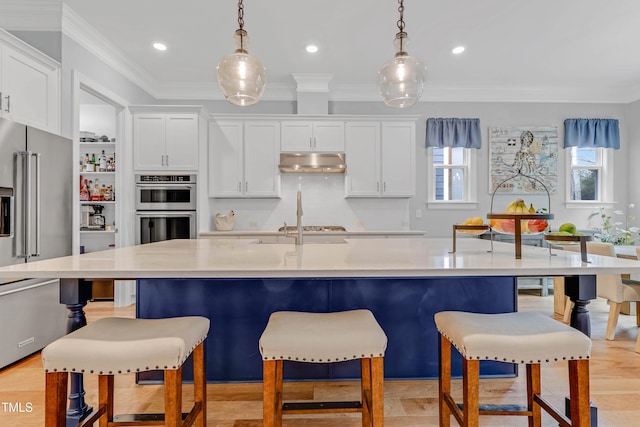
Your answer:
[567,147,610,202]
[428,147,476,203]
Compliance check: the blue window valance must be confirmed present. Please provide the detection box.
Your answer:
[426,118,481,149]
[563,118,620,149]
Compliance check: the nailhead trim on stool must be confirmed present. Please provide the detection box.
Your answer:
[42,316,210,427]
[259,310,387,427]
[434,311,592,427]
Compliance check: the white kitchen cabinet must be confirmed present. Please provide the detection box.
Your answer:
[280,120,344,152]
[209,120,280,198]
[131,106,203,171]
[0,29,60,133]
[345,121,415,197]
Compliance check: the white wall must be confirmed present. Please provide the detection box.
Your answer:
[334,101,631,236]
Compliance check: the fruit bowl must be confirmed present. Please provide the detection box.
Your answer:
[455,224,489,235]
[543,232,588,245]
[489,217,549,235]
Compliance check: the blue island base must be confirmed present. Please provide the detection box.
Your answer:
[136,276,517,383]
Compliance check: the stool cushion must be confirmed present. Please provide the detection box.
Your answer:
[42,316,209,374]
[434,311,591,363]
[259,310,387,363]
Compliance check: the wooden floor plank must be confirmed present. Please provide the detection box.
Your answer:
[1,290,639,426]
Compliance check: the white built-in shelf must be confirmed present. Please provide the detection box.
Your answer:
[80,201,116,205]
[80,230,117,234]
[79,171,115,175]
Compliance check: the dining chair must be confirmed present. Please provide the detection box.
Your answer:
[563,242,640,341]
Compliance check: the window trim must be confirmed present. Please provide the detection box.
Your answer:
[565,146,613,206]
[427,146,477,206]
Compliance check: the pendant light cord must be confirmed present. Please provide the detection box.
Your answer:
[396,0,407,53]
[237,0,246,51]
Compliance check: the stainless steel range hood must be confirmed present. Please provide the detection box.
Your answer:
[279,153,346,173]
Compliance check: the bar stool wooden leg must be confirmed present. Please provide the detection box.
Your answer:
[526,364,541,427]
[275,360,283,427]
[263,360,276,427]
[361,358,372,427]
[45,372,68,427]
[164,366,183,427]
[371,357,384,427]
[193,342,206,427]
[439,334,452,427]
[98,375,113,427]
[462,358,479,427]
[569,360,590,427]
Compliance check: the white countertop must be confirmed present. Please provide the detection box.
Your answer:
[199,230,426,237]
[0,238,639,280]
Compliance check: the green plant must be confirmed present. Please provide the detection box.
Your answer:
[589,204,639,245]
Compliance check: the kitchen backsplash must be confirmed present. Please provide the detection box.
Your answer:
[208,175,411,231]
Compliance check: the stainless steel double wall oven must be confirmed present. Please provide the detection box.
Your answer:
[135,174,197,244]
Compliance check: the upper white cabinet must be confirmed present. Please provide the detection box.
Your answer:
[131,106,204,171]
[280,120,344,152]
[209,119,280,198]
[0,30,60,133]
[345,121,415,197]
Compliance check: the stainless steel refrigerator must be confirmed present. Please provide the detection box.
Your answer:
[0,117,71,368]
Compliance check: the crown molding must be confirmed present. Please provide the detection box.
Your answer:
[61,3,159,98]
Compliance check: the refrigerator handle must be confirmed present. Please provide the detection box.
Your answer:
[17,151,31,259]
[32,152,41,257]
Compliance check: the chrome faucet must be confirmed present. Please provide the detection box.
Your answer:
[283,191,303,245]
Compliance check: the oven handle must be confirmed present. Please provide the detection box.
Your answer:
[135,211,196,217]
[136,184,194,190]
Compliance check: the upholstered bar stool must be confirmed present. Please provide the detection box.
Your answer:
[42,316,210,427]
[259,309,387,427]
[434,311,592,427]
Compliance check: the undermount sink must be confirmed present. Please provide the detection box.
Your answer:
[277,225,347,232]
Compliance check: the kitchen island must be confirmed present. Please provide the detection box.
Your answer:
[1,237,639,381]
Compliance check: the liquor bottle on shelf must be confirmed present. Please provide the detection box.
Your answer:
[91,153,96,165]
[80,177,89,201]
[99,150,107,172]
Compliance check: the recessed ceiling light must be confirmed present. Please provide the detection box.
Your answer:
[305,44,318,54]
[153,42,167,51]
[452,46,465,55]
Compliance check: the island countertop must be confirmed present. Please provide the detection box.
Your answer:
[0,237,639,280]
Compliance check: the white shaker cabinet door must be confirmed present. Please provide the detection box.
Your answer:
[381,122,415,197]
[345,122,381,196]
[209,120,244,197]
[243,121,281,197]
[311,121,344,152]
[1,44,59,133]
[280,121,312,151]
[165,114,198,170]
[133,114,166,170]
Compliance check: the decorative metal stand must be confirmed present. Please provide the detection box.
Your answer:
[544,234,593,263]
[449,224,489,253]
[487,170,554,259]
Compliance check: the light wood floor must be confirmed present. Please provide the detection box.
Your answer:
[1,291,639,426]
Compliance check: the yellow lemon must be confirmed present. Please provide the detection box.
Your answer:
[471,217,483,225]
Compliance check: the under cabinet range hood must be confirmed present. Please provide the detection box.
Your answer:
[278,153,346,173]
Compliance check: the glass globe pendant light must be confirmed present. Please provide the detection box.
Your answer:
[216,0,267,106]
[377,0,427,108]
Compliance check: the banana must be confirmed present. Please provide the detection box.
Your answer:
[505,198,525,214]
